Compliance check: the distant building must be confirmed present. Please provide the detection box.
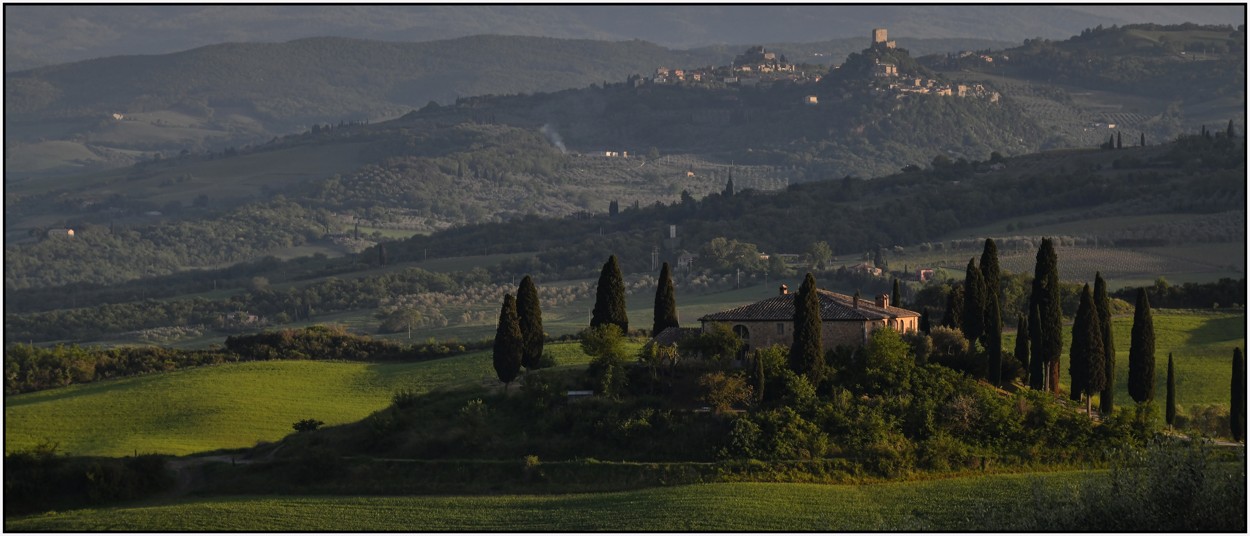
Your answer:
[872,61,898,77]
[804,95,819,105]
[871,27,897,49]
[46,228,74,238]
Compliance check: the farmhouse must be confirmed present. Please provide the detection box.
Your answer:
[698,285,919,352]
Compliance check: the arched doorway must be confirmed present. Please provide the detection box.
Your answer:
[733,325,751,359]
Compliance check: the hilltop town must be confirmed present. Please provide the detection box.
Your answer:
[633,28,1001,103]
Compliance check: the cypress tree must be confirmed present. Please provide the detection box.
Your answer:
[986,291,1002,386]
[1094,272,1116,413]
[652,262,679,336]
[723,177,735,197]
[1116,131,1123,149]
[962,258,986,345]
[1127,288,1156,403]
[892,278,902,309]
[920,307,931,334]
[516,275,544,371]
[1070,284,1106,413]
[944,284,964,329]
[1030,238,1063,394]
[789,272,824,383]
[492,294,523,388]
[1140,132,1146,147]
[591,255,629,333]
[1028,301,1045,390]
[1087,296,1106,405]
[1069,284,1093,403]
[1165,353,1176,427]
[1228,118,1236,139]
[1232,348,1245,441]
[608,200,619,217]
[1014,315,1030,382]
[979,239,1001,310]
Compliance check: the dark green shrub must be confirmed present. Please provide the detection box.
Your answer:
[917,432,975,471]
[292,418,324,432]
[391,389,421,409]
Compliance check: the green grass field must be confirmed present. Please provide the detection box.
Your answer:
[3,342,600,457]
[1003,310,1245,418]
[3,472,1089,531]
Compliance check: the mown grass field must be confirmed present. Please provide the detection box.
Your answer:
[4,471,1089,531]
[3,342,603,457]
[1002,310,1245,419]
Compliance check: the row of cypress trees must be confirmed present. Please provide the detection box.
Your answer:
[495,254,682,386]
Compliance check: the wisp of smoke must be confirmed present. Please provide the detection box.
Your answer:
[540,123,567,154]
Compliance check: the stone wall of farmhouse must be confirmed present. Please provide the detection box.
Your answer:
[703,316,917,352]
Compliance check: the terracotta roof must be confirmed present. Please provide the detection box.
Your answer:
[652,327,701,346]
[698,289,919,322]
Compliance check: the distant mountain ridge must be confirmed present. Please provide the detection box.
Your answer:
[6,5,1242,71]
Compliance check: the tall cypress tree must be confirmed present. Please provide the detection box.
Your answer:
[1140,132,1146,147]
[723,177,735,197]
[892,278,902,308]
[1030,238,1063,394]
[920,307,931,334]
[591,255,629,333]
[1232,348,1245,441]
[1028,301,1045,390]
[1116,131,1123,149]
[1069,284,1094,403]
[1227,118,1236,139]
[1070,284,1106,413]
[1127,288,1156,403]
[986,291,1003,386]
[943,285,964,329]
[1165,353,1176,427]
[652,262,679,336]
[492,294,523,388]
[516,275,544,371]
[789,273,824,383]
[1014,315,1030,383]
[1086,297,1106,410]
[1094,272,1116,413]
[962,258,986,346]
[980,239,1001,305]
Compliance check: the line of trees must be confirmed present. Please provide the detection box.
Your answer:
[5,325,491,395]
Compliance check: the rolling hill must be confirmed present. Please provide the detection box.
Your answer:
[11,5,1242,71]
[4,33,1018,178]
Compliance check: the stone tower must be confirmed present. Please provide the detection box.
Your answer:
[871,28,897,49]
[872,28,888,45]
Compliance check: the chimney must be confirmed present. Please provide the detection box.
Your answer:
[780,284,789,295]
[877,294,889,308]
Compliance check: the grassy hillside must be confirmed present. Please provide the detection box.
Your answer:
[3,342,600,457]
[1002,310,1245,421]
[3,473,1090,531]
